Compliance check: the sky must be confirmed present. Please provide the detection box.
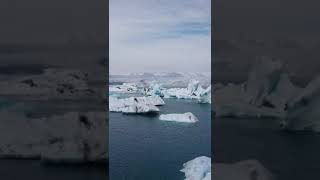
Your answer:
[109,0,211,74]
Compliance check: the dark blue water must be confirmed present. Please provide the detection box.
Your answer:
[109,99,211,180]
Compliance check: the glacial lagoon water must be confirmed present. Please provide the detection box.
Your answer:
[109,98,211,180]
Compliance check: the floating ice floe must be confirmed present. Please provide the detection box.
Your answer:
[109,96,164,114]
[181,156,211,180]
[213,160,275,180]
[0,111,107,163]
[159,112,199,123]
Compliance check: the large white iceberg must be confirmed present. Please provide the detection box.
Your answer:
[181,156,211,180]
[109,96,164,114]
[159,112,199,123]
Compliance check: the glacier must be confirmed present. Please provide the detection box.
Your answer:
[159,112,199,123]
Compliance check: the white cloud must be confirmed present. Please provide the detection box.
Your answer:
[110,0,211,74]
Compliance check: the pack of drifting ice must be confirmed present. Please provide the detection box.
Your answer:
[109,96,164,114]
[181,156,211,180]
[159,112,199,123]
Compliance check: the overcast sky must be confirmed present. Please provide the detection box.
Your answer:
[109,0,211,74]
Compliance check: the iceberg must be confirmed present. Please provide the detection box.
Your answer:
[159,112,199,123]
[181,156,211,180]
[198,86,211,104]
[109,96,164,114]
[145,82,163,96]
[159,79,211,103]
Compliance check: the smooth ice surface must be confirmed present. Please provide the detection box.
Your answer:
[159,112,199,123]
[180,156,211,180]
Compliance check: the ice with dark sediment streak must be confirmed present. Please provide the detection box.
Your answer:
[109,96,164,114]
[159,112,199,123]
